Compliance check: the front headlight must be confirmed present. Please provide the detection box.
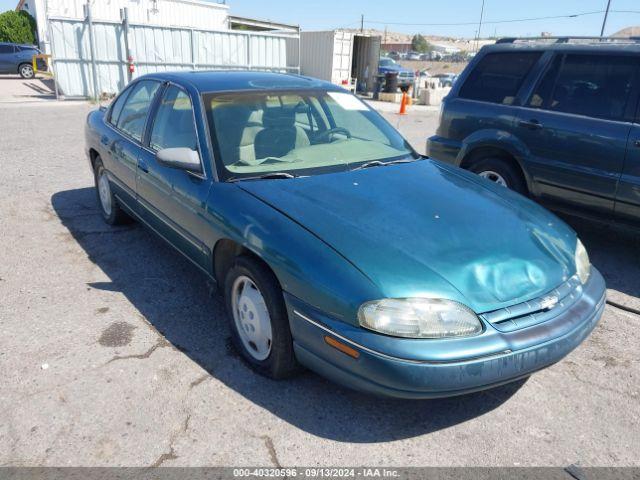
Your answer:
[358,298,482,339]
[575,239,591,285]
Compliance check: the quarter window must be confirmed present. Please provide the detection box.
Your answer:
[108,86,132,126]
[528,54,637,121]
[459,52,542,105]
[150,85,198,151]
[116,80,160,141]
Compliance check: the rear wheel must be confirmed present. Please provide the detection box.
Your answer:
[468,157,527,195]
[93,157,131,225]
[18,63,34,79]
[224,255,300,379]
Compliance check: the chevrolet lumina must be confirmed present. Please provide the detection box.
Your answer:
[84,71,605,398]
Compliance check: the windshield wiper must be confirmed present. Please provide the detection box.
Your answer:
[228,172,298,182]
[352,157,418,171]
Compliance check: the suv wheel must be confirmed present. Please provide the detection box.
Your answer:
[469,157,527,196]
[18,63,34,79]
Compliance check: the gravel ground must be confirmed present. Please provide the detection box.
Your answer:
[0,94,638,467]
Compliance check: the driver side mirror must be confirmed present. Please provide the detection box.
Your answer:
[156,147,202,173]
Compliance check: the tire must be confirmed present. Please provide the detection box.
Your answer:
[468,157,528,196]
[224,255,300,379]
[18,63,34,79]
[93,157,131,225]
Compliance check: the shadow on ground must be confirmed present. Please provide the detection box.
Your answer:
[53,187,528,443]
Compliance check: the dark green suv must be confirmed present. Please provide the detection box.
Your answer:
[427,37,640,226]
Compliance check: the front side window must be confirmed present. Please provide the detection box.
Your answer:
[150,85,198,152]
[459,52,542,105]
[116,80,160,141]
[203,89,417,181]
[528,54,637,121]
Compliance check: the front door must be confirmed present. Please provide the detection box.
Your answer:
[136,83,212,271]
[516,53,639,218]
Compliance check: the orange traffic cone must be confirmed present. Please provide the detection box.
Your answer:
[398,91,408,115]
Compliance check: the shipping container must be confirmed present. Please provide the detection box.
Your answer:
[299,30,381,93]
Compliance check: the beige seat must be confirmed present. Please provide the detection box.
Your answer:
[238,110,264,163]
[254,107,310,159]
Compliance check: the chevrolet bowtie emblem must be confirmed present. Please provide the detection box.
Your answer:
[540,295,559,310]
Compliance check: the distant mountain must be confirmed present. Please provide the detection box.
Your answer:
[612,26,640,37]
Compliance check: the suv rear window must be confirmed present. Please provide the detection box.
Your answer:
[459,52,542,105]
[528,54,637,121]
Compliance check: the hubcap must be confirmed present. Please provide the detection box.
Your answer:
[21,65,33,78]
[231,276,272,361]
[478,170,508,187]
[97,170,113,216]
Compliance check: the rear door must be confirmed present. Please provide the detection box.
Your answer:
[0,44,16,73]
[516,52,639,217]
[136,83,212,270]
[105,80,161,205]
[615,101,640,226]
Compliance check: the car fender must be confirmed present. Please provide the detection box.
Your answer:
[206,184,382,326]
[456,129,537,195]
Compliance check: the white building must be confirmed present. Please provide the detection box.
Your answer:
[17,0,230,52]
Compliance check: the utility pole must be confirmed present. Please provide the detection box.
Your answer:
[360,14,364,32]
[475,0,486,53]
[600,0,612,37]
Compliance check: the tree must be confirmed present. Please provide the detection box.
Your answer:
[0,10,37,44]
[411,34,432,53]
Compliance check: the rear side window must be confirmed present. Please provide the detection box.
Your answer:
[116,80,161,141]
[108,87,131,126]
[150,85,198,151]
[528,54,637,121]
[0,45,15,54]
[459,52,542,105]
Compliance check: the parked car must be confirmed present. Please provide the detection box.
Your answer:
[0,42,46,79]
[378,57,415,89]
[432,72,458,87]
[428,37,640,227]
[387,51,401,60]
[406,51,422,61]
[85,71,604,398]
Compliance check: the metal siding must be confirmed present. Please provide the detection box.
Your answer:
[299,30,354,84]
[49,18,298,97]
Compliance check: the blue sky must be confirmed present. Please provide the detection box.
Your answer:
[2,0,639,38]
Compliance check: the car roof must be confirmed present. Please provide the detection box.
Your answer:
[135,70,342,94]
[482,39,640,54]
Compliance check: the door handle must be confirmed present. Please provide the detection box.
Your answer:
[138,161,149,173]
[634,140,640,148]
[518,119,543,130]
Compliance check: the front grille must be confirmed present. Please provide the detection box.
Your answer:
[480,275,583,332]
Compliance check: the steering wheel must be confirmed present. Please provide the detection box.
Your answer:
[316,127,352,142]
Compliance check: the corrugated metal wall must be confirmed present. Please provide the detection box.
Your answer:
[49,17,298,97]
[45,0,229,30]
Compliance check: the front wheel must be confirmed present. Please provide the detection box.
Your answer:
[469,157,527,196]
[224,256,300,379]
[18,63,34,79]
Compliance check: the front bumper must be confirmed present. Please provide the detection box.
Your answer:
[286,268,606,399]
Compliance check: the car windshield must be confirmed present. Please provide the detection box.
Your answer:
[379,58,395,67]
[203,89,417,181]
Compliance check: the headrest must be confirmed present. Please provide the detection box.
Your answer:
[262,107,295,129]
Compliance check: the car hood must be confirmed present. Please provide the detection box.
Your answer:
[237,160,577,313]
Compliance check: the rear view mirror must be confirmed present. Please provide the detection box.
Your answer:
[156,148,202,173]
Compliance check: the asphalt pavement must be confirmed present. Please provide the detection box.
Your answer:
[0,91,638,467]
